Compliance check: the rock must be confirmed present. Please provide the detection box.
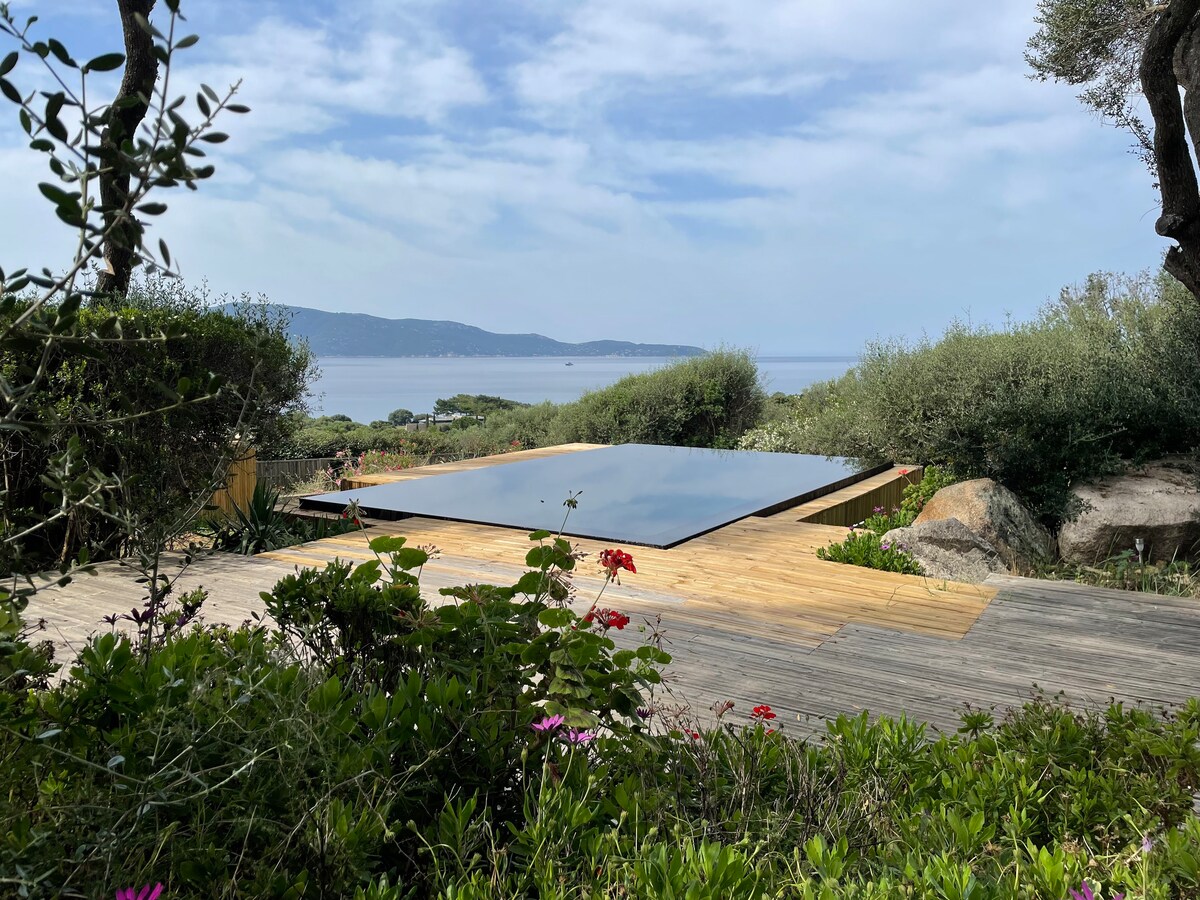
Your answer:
[914,478,1052,571]
[1058,460,1200,564]
[882,519,1007,584]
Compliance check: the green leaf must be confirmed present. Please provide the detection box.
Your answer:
[513,571,547,596]
[226,103,250,114]
[136,202,168,215]
[83,52,125,73]
[175,34,200,50]
[37,182,72,205]
[369,535,408,554]
[612,649,635,668]
[528,529,552,541]
[0,51,17,77]
[199,131,228,143]
[47,39,75,67]
[392,547,429,570]
[525,546,555,569]
[537,608,574,629]
[159,238,171,267]
[520,641,552,665]
[36,728,62,740]
[0,77,21,104]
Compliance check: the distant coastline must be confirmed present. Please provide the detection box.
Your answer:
[251,303,708,358]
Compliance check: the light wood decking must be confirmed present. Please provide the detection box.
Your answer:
[25,445,1200,735]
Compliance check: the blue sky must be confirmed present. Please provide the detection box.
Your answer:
[0,0,1168,353]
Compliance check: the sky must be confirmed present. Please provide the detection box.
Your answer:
[0,0,1170,354]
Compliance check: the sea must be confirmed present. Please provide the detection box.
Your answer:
[309,356,856,423]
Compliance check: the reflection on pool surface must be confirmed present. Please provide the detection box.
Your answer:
[299,444,886,548]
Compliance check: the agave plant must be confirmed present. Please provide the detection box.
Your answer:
[213,482,295,555]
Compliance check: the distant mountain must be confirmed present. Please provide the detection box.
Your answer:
[249,304,707,358]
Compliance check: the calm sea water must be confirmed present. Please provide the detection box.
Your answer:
[310,356,856,423]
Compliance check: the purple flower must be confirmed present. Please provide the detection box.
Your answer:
[1142,833,1154,853]
[116,885,164,900]
[531,714,565,733]
[636,707,653,720]
[1070,882,1123,900]
[880,542,891,551]
[872,506,885,514]
[559,728,597,746]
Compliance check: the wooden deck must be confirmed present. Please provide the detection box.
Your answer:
[24,445,1200,736]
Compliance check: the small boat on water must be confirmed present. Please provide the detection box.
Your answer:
[564,361,574,366]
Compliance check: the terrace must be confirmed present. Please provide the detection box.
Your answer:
[28,444,1200,733]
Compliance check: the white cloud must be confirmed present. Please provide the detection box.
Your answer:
[0,0,1171,355]
[170,14,487,152]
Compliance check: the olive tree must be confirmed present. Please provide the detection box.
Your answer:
[0,0,248,603]
[1028,1,1200,300]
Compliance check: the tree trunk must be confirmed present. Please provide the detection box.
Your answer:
[94,0,158,299]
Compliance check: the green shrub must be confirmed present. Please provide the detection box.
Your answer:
[556,349,765,448]
[739,271,1200,523]
[898,464,958,523]
[816,529,923,574]
[3,528,1200,898]
[0,282,313,571]
[0,527,672,897]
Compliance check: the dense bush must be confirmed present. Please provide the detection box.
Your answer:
[739,272,1200,523]
[2,530,1198,898]
[1,281,313,571]
[559,349,766,449]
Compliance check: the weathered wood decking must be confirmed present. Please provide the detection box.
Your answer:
[25,445,1200,736]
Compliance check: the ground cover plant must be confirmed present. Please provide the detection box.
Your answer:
[2,527,1199,897]
[1037,551,1200,599]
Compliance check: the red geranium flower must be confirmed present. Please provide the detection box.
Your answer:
[604,610,631,630]
[599,549,636,576]
[750,704,777,721]
[582,607,631,630]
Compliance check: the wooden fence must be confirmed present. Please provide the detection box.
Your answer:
[257,457,341,491]
[209,450,257,516]
[796,466,923,528]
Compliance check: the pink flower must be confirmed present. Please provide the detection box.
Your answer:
[1070,882,1123,900]
[559,728,596,745]
[116,885,164,900]
[532,714,565,733]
